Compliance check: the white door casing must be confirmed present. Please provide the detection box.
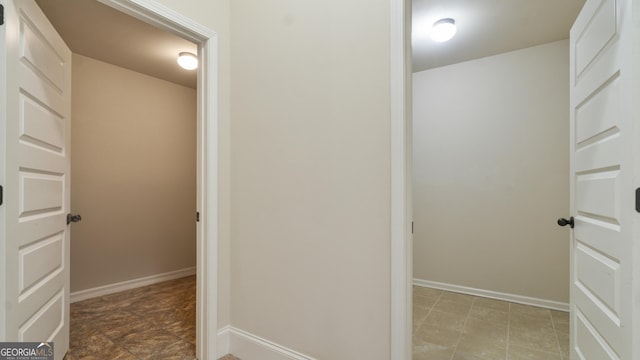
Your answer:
[1,0,71,358]
[569,0,637,358]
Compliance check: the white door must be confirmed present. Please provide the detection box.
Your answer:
[569,0,638,358]
[1,0,71,359]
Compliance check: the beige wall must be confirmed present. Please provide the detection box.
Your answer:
[150,0,233,328]
[70,54,197,291]
[230,0,392,358]
[412,40,570,302]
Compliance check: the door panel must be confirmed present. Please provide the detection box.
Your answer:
[574,0,617,76]
[2,1,71,358]
[20,95,66,152]
[575,76,619,145]
[19,233,64,294]
[19,172,64,216]
[575,170,620,220]
[575,310,619,359]
[575,243,620,317]
[20,16,66,91]
[570,0,635,358]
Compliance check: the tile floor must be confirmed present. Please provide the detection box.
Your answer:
[64,276,240,360]
[413,286,569,360]
[67,277,567,359]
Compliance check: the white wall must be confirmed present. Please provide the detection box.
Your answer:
[230,0,392,358]
[412,40,570,303]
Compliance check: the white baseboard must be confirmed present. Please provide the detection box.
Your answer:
[217,326,316,360]
[217,325,231,357]
[70,267,196,303]
[413,278,569,312]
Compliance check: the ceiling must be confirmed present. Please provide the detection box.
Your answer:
[35,0,585,85]
[412,0,586,72]
[36,0,197,89]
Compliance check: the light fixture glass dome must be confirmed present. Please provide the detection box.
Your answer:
[431,18,456,42]
[177,52,198,70]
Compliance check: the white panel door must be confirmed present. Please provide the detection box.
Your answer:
[1,0,71,358]
[569,0,637,358]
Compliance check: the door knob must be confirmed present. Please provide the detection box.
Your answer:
[557,216,574,228]
[67,213,82,225]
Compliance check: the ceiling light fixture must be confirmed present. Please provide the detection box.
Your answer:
[431,18,457,42]
[177,52,198,70]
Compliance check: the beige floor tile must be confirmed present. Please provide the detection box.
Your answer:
[413,343,455,360]
[440,291,476,304]
[509,325,561,354]
[453,333,507,359]
[452,353,483,360]
[468,306,509,326]
[510,303,552,319]
[414,286,443,298]
[556,332,570,359]
[550,310,569,322]
[414,322,462,348]
[433,298,473,316]
[412,287,569,360]
[424,309,468,332]
[551,310,570,334]
[510,313,554,332]
[462,317,508,345]
[508,345,562,360]
[473,297,510,312]
[413,320,422,334]
[413,306,431,330]
[414,293,440,309]
[553,321,569,335]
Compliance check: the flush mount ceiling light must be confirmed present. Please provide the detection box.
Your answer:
[177,52,198,70]
[431,18,457,42]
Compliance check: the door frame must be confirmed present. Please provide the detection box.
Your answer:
[390,0,412,359]
[0,0,6,343]
[90,1,219,359]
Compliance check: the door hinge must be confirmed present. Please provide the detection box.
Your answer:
[0,5,4,26]
[196,211,200,222]
[0,185,3,206]
[636,188,640,213]
[411,221,414,234]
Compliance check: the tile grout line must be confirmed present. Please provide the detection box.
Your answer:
[422,290,441,328]
[411,288,443,354]
[508,307,565,358]
[415,288,441,331]
[422,290,441,331]
[413,288,568,360]
[550,312,565,359]
[449,296,476,360]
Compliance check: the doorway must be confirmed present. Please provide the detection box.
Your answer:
[407,0,584,358]
[68,49,198,357]
[21,0,218,358]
